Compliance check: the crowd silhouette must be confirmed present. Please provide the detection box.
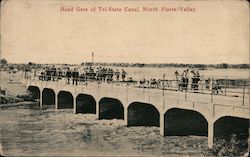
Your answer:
[36,66,225,94]
[39,66,128,85]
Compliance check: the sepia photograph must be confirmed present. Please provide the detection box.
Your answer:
[0,0,249,156]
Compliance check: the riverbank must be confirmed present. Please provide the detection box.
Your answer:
[0,71,28,96]
[0,71,38,109]
[0,100,38,109]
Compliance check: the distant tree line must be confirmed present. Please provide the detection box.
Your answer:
[82,62,250,69]
[0,59,42,71]
[0,59,249,70]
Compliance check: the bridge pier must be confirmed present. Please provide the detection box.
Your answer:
[73,96,76,114]
[55,93,58,110]
[96,99,99,119]
[39,90,42,109]
[208,122,214,148]
[160,113,164,136]
[124,106,128,126]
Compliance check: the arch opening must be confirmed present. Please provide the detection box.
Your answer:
[164,108,208,136]
[58,91,73,109]
[214,116,249,140]
[27,86,40,101]
[42,88,55,106]
[213,116,249,155]
[76,94,96,114]
[128,102,159,127]
[99,98,124,120]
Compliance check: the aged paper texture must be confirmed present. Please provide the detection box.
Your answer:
[0,0,249,156]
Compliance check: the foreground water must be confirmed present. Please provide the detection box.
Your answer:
[0,105,209,156]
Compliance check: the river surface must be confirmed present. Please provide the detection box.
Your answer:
[81,67,249,80]
[0,105,209,156]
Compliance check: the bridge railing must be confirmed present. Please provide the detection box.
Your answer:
[24,72,249,106]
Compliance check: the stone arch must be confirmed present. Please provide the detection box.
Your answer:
[214,116,249,140]
[128,102,160,127]
[99,97,124,120]
[58,91,74,109]
[164,108,208,136]
[27,86,40,101]
[76,94,96,114]
[42,88,55,106]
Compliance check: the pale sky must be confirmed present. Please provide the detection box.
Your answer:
[1,0,249,64]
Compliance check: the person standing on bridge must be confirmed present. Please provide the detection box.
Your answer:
[45,67,51,81]
[195,71,200,90]
[72,68,79,85]
[57,68,62,80]
[175,70,181,90]
[51,65,56,81]
[191,70,195,90]
[184,69,190,90]
[66,68,71,84]
[115,69,120,82]
[40,68,45,81]
[212,80,223,94]
[180,71,186,91]
[121,69,127,82]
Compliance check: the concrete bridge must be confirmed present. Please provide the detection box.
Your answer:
[23,79,249,148]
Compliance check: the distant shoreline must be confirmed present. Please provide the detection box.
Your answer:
[0,59,249,70]
[82,62,250,69]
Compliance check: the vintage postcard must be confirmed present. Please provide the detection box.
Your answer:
[0,0,249,156]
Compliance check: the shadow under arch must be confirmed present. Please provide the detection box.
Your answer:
[42,88,55,106]
[164,108,208,136]
[128,102,160,127]
[58,91,73,109]
[99,97,124,120]
[27,86,40,101]
[76,94,96,114]
[214,116,249,140]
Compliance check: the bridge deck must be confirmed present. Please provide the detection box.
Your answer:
[27,79,249,109]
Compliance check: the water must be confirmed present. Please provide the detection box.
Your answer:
[0,106,208,156]
[87,67,249,80]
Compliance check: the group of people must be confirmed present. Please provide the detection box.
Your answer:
[39,66,128,85]
[66,68,79,85]
[175,69,200,91]
[38,66,224,94]
[83,67,127,82]
[174,69,223,94]
[39,66,62,81]
[205,78,223,94]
